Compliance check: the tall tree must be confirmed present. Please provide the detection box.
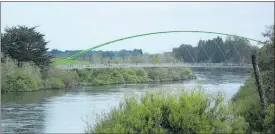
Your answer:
[1,26,53,68]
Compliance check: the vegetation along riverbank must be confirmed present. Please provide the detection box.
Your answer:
[1,57,196,92]
[1,26,195,93]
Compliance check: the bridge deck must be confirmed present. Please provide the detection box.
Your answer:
[56,63,253,69]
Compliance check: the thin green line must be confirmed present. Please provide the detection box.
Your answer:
[62,30,265,64]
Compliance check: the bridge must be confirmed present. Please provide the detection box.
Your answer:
[56,63,253,70]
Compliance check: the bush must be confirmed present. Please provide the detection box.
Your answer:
[3,67,40,92]
[135,68,148,82]
[76,69,90,82]
[59,70,79,88]
[146,68,196,81]
[44,77,65,89]
[42,66,80,88]
[1,56,18,90]
[111,70,125,84]
[89,89,247,133]
[146,68,163,81]
[1,59,43,92]
[1,57,82,91]
[86,68,196,86]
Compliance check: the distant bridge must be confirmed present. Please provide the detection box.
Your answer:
[56,63,253,70]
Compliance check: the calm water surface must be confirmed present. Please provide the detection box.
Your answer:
[1,69,250,133]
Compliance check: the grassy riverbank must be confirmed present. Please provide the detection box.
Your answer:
[1,57,196,93]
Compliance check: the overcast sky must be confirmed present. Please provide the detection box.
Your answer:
[1,2,274,53]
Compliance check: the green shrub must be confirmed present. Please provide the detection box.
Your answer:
[146,68,195,81]
[111,70,125,84]
[87,68,195,86]
[76,69,90,82]
[232,41,274,133]
[136,68,148,80]
[146,68,162,81]
[89,89,247,133]
[3,67,40,91]
[44,77,65,89]
[264,104,275,134]
[1,57,18,87]
[47,67,80,88]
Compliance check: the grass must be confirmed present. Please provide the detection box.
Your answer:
[52,58,90,65]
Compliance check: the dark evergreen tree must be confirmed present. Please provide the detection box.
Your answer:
[1,26,53,68]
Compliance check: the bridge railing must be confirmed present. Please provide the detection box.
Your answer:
[56,63,252,69]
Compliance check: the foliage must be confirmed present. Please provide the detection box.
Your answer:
[44,77,65,89]
[113,58,121,64]
[1,56,80,92]
[1,25,53,68]
[76,69,90,82]
[1,60,43,92]
[51,52,180,65]
[48,49,143,60]
[152,55,161,64]
[265,104,274,134]
[52,58,90,65]
[88,89,247,133]
[172,36,258,63]
[76,67,195,86]
[145,68,196,82]
[232,25,274,133]
[1,56,18,87]
[44,66,79,88]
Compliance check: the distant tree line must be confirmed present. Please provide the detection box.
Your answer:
[172,36,259,63]
[48,49,143,60]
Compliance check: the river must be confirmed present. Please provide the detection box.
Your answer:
[1,69,250,133]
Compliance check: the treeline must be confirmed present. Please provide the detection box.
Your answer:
[86,52,181,64]
[173,36,259,63]
[48,49,143,60]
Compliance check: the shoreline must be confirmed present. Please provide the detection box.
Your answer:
[1,76,196,94]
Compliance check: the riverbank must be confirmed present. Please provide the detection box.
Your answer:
[1,57,196,93]
[77,67,196,86]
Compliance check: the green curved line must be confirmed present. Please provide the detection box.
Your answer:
[63,30,265,63]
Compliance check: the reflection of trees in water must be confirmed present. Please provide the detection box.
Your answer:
[1,90,64,104]
[192,68,250,84]
[1,90,64,133]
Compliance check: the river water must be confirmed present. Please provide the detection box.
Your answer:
[1,69,250,133]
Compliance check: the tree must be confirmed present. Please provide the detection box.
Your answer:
[1,26,53,68]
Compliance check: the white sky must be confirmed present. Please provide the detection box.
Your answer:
[1,2,274,53]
